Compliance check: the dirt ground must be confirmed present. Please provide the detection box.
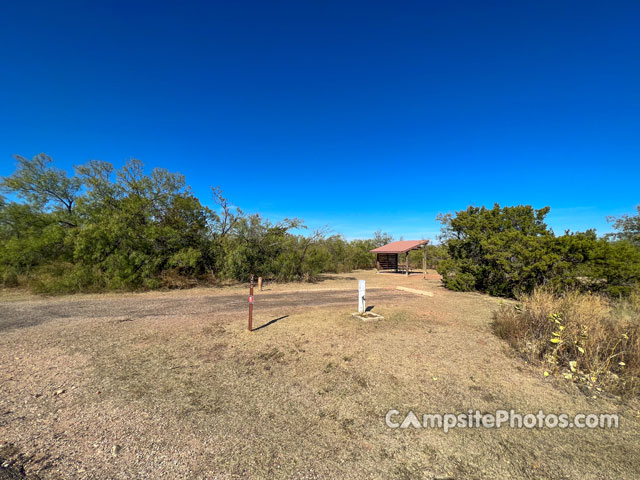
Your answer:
[1,270,639,479]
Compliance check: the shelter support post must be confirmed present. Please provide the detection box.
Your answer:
[423,244,427,279]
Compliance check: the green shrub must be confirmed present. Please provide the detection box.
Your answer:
[437,204,640,298]
[29,263,105,294]
[0,266,19,288]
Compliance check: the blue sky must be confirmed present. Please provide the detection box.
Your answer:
[1,1,638,241]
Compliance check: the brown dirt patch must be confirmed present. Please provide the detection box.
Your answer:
[1,271,639,479]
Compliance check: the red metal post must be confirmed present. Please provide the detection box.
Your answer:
[248,274,254,332]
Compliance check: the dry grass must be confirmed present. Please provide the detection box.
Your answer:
[2,272,640,479]
[492,288,640,396]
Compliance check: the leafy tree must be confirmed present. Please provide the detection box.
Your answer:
[372,230,393,248]
[423,244,449,269]
[1,154,81,222]
[607,205,640,246]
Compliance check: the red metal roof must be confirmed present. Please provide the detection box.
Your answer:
[370,240,429,254]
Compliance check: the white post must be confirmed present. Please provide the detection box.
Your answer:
[358,280,366,313]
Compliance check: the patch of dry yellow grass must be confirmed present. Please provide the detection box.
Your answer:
[493,289,640,396]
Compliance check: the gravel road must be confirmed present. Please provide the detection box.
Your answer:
[0,287,408,332]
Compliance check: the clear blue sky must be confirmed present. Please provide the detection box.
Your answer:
[1,1,638,241]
